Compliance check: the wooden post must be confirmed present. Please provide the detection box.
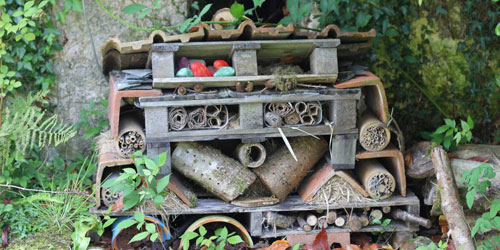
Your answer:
[328,134,358,169]
[431,146,475,249]
[171,142,257,202]
[150,44,179,78]
[231,43,260,76]
[253,137,328,200]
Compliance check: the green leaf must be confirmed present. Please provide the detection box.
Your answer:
[129,231,150,243]
[24,1,34,10]
[115,219,137,230]
[444,119,455,128]
[156,152,167,167]
[145,223,156,233]
[123,191,140,211]
[103,218,116,228]
[153,195,164,206]
[199,3,212,18]
[134,211,145,222]
[418,0,423,6]
[230,2,245,19]
[138,8,151,19]
[292,244,301,250]
[227,235,243,245]
[495,23,500,36]
[24,33,35,41]
[123,168,136,174]
[466,190,475,209]
[157,174,170,193]
[443,136,451,150]
[435,125,449,134]
[196,236,204,246]
[122,4,147,14]
[355,12,372,28]
[253,0,265,8]
[490,199,500,218]
[145,158,156,170]
[461,120,470,131]
[199,225,207,237]
[467,116,474,129]
[492,216,500,229]
[150,232,159,242]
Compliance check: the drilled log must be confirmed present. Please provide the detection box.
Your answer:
[359,112,391,152]
[390,208,432,228]
[382,206,391,214]
[253,137,328,200]
[297,214,312,232]
[356,159,396,200]
[172,142,257,202]
[116,115,146,157]
[369,209,383,222]
[264,212,296,229]
[235,143,267,168]
[318,216,328,229]
[359,214,370,227]
[431,146,475,249]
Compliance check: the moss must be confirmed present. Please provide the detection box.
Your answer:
[7,231,71,250]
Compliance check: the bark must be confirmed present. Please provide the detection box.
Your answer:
[390,209,432,228]
[297,214,312,232]
[431,146,475,249]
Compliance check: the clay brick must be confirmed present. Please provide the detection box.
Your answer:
[286,231,350,248]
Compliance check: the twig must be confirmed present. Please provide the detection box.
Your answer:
[0,184,88,196]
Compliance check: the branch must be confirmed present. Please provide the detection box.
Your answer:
[0,184,88,196]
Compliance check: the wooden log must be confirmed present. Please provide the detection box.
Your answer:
[306,214,318,227]
[369,209,383,222]
[171,142,257,202]
[235,143,267,168]
[116,115,146,157]
[359,111,391,152]
[382,206,391,214]
[356,159,396,200]
[264,212,296,229]
[347,215,362,231]
[406,142,500,179]
[253,137,328,200]
[297,214,312,232]
[317,216,328,229]
[431,146,475,249]
[359,214,370,227]
[334,215,346,227]
[326,211,337,225]
[390,208,432,229]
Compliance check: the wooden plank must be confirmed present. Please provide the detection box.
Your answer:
[90,192,419,216]
[260,221,416,238]
[140,90,360,107]
[153,74,339,89]
[146,126,358,143]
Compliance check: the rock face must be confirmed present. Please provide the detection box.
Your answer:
[52,0,188,156]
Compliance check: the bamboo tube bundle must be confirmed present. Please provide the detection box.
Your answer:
[359,112,391,152]
[168,107,188,131]
[356,159,396,200]
[116,115,146,157]
[253,137,328,200]
[101,172,123,207]
[205,105,229,128]
[235,143,267,168]
[187,107,207,129]
[172,142,257,202]
[266,102,295,117]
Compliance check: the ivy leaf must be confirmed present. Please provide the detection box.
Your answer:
[122,4,147,15]
[356,12,372,28]
[230,2,245,19]
[157,174,170,193]
[129,231,150,243]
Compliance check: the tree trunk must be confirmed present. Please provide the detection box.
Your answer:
[171,142,257,202]
[431,146,475,249]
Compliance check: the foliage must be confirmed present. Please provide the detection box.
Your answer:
[460,162,500,249]
[75,98,109,140]
[430,116,474,151]
[371,218,393,243]
[0,91,76,185]
[279,0,312,26]
[179,225,244,250]
[112,211,167,244]
[415,240,448,250]
[179,3,212,32]
[71,216,104,250]
[102,151,170,211]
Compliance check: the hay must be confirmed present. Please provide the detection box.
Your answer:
[139,189,189,213]
[308,176,373,205]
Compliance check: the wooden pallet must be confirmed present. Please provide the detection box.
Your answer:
[149,39,340,89]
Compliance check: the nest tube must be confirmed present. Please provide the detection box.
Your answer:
[356,159,396,200]
[235,142,267,168]
[101,172,123,207]
[359,111,391,151]
[116,115,146,157]
[168,107,188,131]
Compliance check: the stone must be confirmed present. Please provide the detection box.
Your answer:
[213,59,229,71]
[213,66,235,77]
[176,68,193,77]
[177,56,190,69]
[52,0,188,158]
[188,59,206,66]
[190,62,212,77]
